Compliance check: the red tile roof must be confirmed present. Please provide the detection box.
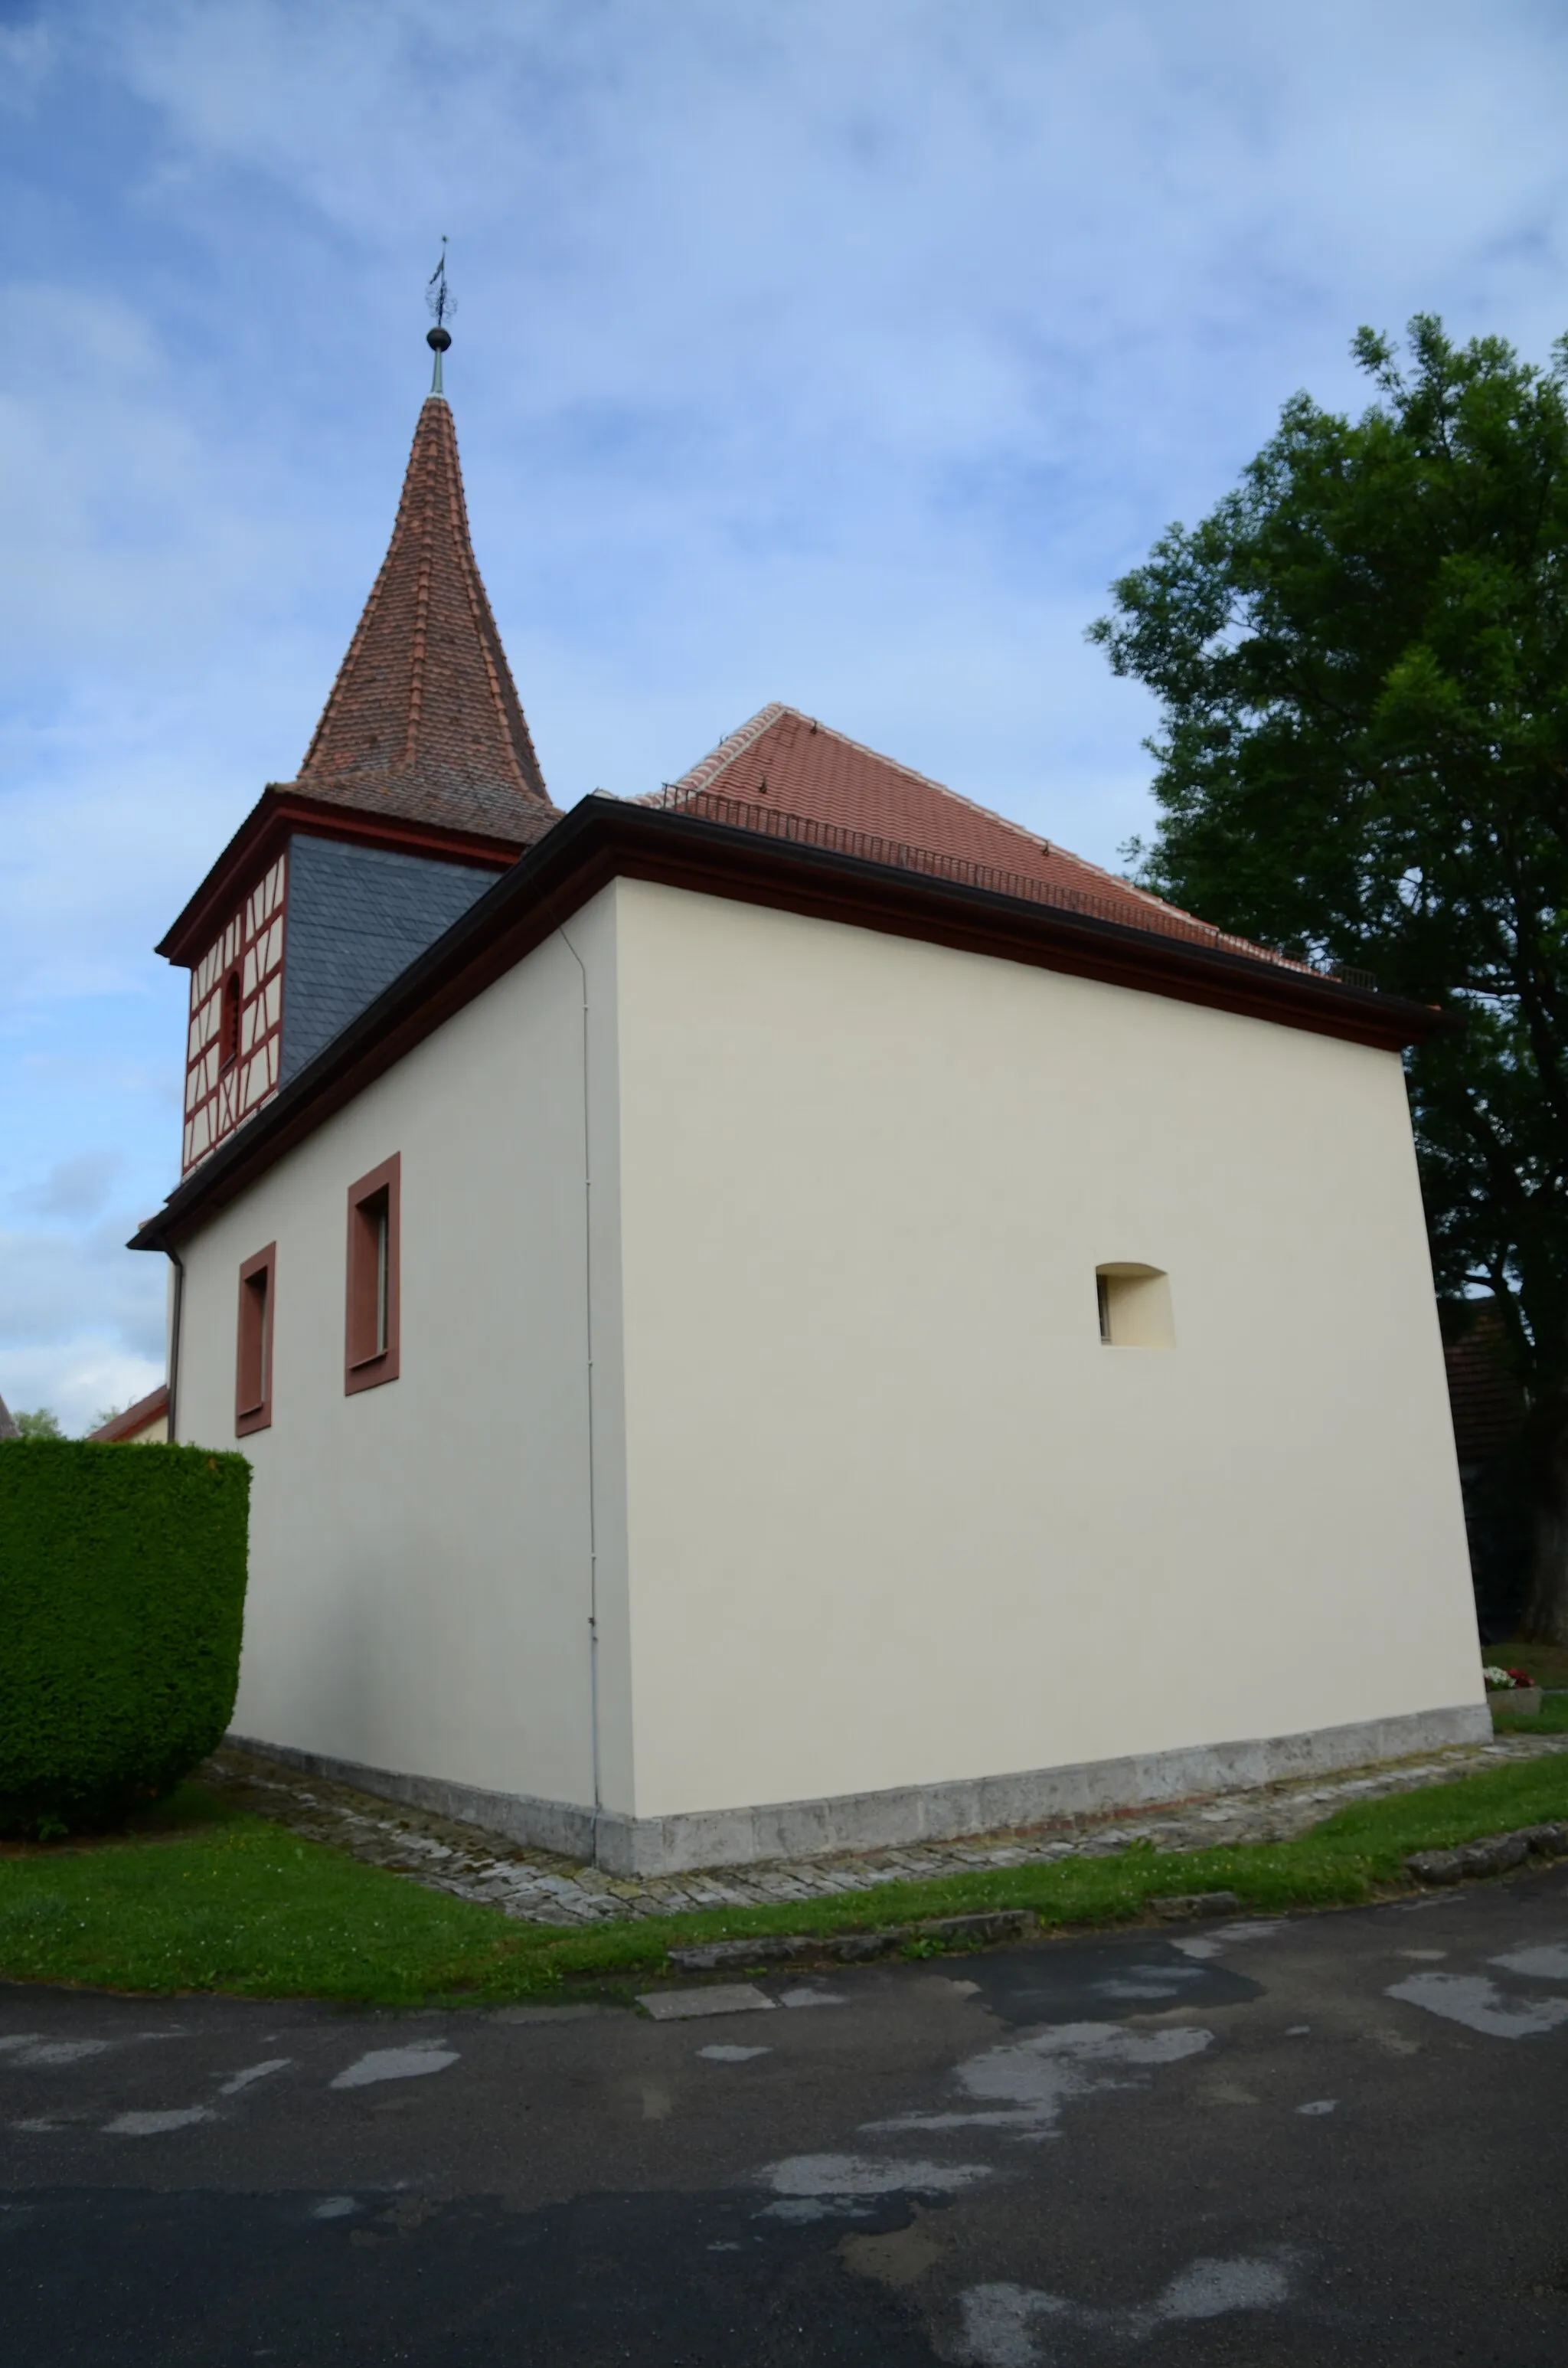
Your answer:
[1445,1309,1524,1467]
[89,1384,170,1444]
[655,705,1314,973]
[281,395,556,848]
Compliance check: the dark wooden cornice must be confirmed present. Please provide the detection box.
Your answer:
[132,796,1449,1254]
[154,787,530,966]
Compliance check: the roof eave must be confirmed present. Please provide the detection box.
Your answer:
[87,1383,171,1442]
[132,796,1449,1255]
[154,788,531,966]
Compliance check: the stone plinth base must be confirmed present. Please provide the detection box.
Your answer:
[231,1701,1491,1877]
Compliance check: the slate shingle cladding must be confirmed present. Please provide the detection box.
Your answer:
[279,834,498,1084]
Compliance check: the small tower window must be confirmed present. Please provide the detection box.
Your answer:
[1096,1264,1175,1349]
[345,1153,401,1393]
[221,970,242,1071]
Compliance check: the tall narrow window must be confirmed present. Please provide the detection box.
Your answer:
[235,1242,276,1434]
[345,1153,400,1393]
[221,970,242,1071]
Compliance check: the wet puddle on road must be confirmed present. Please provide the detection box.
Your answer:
[960,1935,1268,2026]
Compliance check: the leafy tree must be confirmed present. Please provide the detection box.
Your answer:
[13,1410,65,1441]
[1090,316,1568,1641]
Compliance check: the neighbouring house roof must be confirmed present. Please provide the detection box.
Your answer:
[89,1385,171,1444]
[156,394,558,967]
[1445,1308,1525,1467]
[0,1392,18,1440]
[131,790,1451,1258]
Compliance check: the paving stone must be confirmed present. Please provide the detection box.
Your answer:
[919,1908,1036,1946]
[1407,1824,1560,1885]
[825,1930,908,1963]
[635,1984,776,2021]
[1456,1832,1531,1876]
[668,1936,822,1974]
[1149,1890,1243,1920]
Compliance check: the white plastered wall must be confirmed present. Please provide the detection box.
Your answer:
[612,878,1482,1823]
[174,889,631,1820]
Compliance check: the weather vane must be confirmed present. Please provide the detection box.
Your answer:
[426,237,456,394]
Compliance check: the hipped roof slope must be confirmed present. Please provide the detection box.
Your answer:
[655,705,1310,973]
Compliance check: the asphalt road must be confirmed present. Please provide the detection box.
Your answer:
[5,1868,1568,2365]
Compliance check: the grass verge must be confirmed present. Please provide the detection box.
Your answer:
[2,1754,1566,2010]
[1491,1693,1568,1733]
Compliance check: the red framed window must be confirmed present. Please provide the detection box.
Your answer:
[235,1242,276,1435]
[345,1153,400,1395]
[221,970,242,1071]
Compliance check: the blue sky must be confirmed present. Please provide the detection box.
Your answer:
[4,0,1568,1430]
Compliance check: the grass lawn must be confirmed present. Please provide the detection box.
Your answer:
[1491,1693,1568,1732]
[3,1752,1568,2009]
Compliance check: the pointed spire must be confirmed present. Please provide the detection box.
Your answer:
[426,236,453,397]
[288,384,551,844]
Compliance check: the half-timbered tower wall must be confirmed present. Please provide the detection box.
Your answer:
[182,852,287,1174]
[180,837,507,1173]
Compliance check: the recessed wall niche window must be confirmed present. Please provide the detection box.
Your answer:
[235,1242,276,1434]
[1096,1264,1175,1349]
[345,1153,400,1394]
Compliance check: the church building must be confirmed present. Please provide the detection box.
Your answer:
[131,339,1487,1875]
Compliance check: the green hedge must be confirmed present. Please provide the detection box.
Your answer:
[0,1439,250,1835]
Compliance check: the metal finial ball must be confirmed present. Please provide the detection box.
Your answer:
[426,326,452,353]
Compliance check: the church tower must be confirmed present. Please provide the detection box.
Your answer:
[157,307,557,1174]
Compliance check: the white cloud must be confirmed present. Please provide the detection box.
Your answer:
[0,1215,166,1435]
[11,1150,124,1222]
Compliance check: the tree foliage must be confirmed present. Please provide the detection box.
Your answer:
[1091,316,1568,1637]
[12,1409,64,1441]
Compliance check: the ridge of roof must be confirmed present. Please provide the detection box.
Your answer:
[281,394,554,842]
[665,702,792,798]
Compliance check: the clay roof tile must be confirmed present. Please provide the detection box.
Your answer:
[658,705,1308,970]
[283,395,554,845]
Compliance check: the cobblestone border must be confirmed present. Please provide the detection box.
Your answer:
[201,1732,1568,1929]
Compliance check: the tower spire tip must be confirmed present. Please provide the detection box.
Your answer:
[425,236,454,395]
